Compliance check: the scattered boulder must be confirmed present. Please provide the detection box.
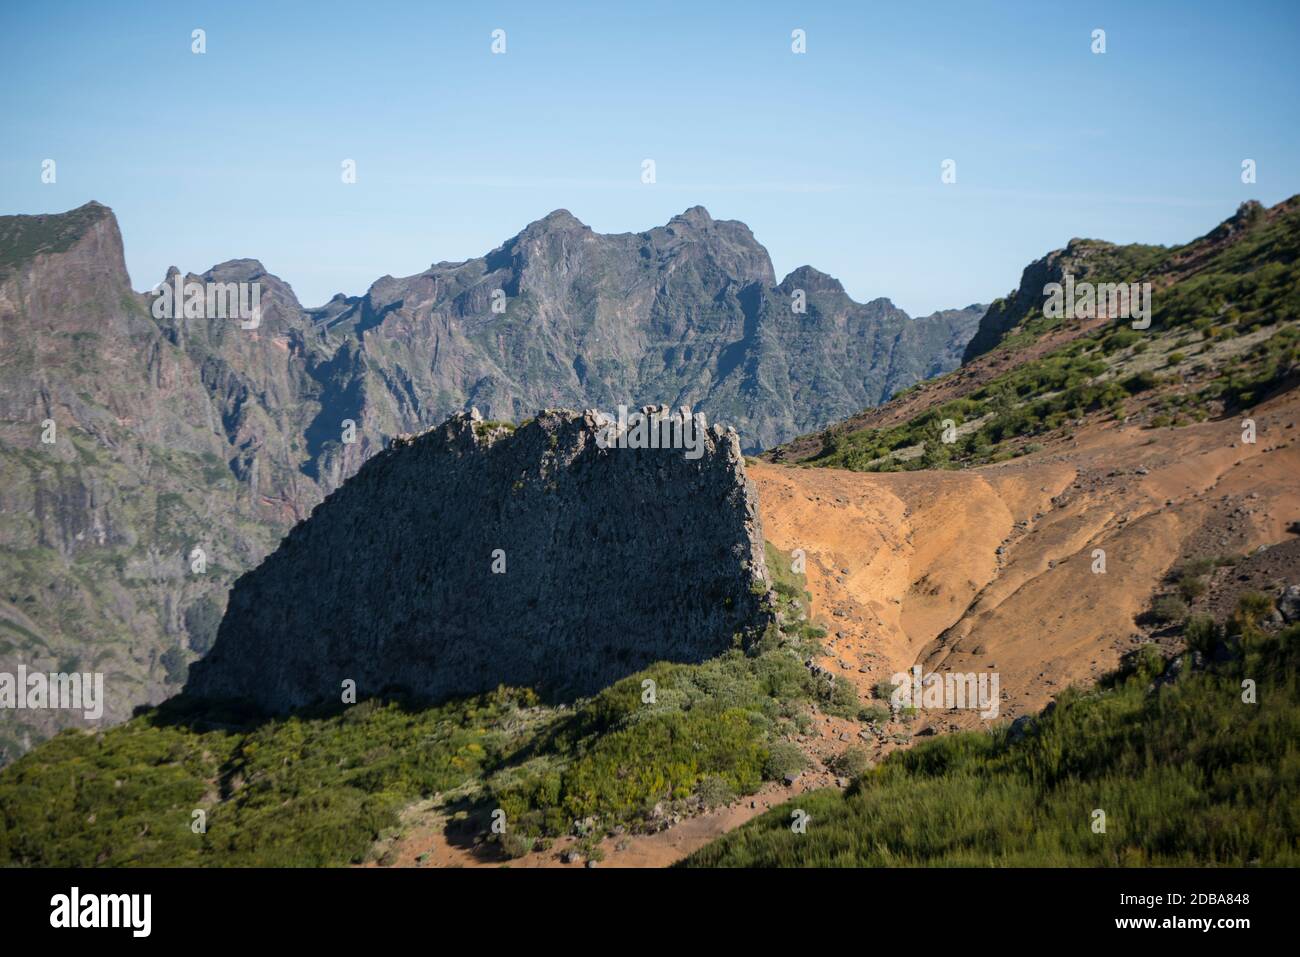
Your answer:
[1007,714,1034,744]
[1279,584,1300,623]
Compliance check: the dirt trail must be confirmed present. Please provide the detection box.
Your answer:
[751,388,1300,730]
[371,782,809,868]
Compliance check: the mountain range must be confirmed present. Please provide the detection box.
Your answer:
[0,202,982,759]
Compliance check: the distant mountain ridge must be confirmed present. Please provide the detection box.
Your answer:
[266,203,984,456]
[0,201,981,760]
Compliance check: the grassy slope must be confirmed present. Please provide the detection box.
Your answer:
[0,543,861,866]
[0,203,111,279]
[682,613,1300,867]
[781,198,1300,472]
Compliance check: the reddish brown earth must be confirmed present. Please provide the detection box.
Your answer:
[751,386,1300,732]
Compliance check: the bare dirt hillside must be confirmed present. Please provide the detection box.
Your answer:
[751,386,1300,733]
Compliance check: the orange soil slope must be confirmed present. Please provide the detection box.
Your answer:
[750,387,1300,730]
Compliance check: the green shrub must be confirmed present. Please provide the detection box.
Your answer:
[684,624,1300,867]
[825,747,874,780]
[1122,370,1159,394]
[1179,557,1216,578]
[763,741,807,780]
[1178,574,1208,602]
[1103,328,1142,353]
[1183,614,1219,657]
[1150,595,1189,624]
[1232,592,1276,634]
[499,831,537,859]
[820,674,862,718]
[695,775,737,807]
[857,704,890,724]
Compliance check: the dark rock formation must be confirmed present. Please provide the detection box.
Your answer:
[185,407,771,710]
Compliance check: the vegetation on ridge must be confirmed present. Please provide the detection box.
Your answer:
[0,543,859,866]
[783,197,1300,472]
[682,597,1300,867]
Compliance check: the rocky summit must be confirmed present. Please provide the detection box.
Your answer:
[309,204,985,456]
[185,407,772,711]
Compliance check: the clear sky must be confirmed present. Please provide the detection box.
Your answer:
[2,0,1298,315]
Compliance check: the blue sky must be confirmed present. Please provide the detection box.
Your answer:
[2,0,1298,314]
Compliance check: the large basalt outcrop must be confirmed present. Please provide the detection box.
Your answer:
[185,407,771,710]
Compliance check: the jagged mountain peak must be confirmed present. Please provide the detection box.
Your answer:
[200,258,270,281]
[779,264,845,296]
[58,199,115,222]
[75,199,113,217]
[152,259,299,313]
[669,205,715,228]
[523,208,591,233]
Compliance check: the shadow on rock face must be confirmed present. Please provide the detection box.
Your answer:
[185,407,772,714]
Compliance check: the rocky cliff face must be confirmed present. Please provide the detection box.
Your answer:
[0,200,977,759]
[0,204,328,760]
[186,407,771,710]
[960,241,1114,363]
